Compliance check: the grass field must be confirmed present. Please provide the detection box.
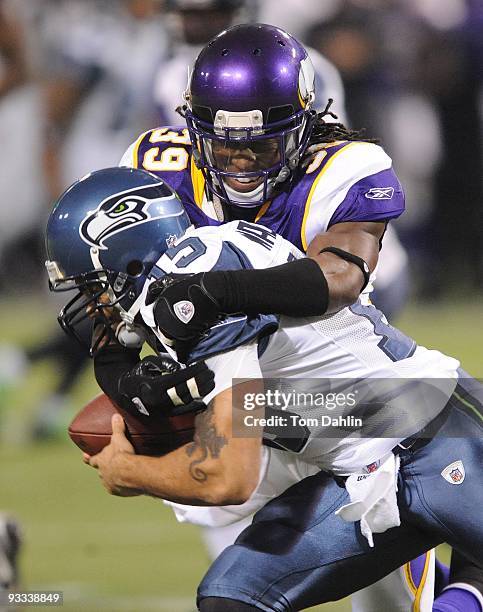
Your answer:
[0,295,481,611]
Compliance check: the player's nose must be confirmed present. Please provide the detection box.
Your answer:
[231,154,258,171]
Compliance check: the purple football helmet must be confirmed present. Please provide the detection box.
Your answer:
[184,23,316,207]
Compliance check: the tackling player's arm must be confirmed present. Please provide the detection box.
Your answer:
[148,219,385,342]
[86,383,262,506]
[206,219,384,315]
[306,220,385,313]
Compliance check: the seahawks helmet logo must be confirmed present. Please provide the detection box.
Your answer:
[79,184,171,250]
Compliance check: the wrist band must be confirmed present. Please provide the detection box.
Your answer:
[319,247,371,291]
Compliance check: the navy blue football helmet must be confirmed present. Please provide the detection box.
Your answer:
[45,167,191,355]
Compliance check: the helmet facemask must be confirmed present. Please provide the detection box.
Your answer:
[46,260,142,357]
[186,106,316,208]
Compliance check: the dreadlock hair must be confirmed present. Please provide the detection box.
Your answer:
[309,99,380,146]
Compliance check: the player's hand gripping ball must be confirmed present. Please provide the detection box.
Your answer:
[118,354,215,417]
[68,392,197,456]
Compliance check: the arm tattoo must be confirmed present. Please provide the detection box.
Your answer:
[185,402,227,482]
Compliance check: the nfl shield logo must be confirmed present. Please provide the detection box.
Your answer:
[365,461,380,474]
[450,468,463,482]
[173,300,195,324]
[166,234,178,249]
[441,460,465,485]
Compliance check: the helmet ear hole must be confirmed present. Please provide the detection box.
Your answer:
[267,105,293,124]
[193,105,213,123]
[126,260,144,277]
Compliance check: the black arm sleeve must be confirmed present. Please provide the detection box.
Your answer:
[94,345,141,411]
[203,257,329,317]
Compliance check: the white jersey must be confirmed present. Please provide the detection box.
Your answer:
[152,222,443,612]
[141,221,459,475]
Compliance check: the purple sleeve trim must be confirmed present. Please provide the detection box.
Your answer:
[328,168,405,227]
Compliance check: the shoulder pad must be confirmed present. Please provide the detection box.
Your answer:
[302,142,404,249]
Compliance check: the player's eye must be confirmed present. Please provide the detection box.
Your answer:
[81,283,103,299]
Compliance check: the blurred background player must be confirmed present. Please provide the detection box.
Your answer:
[41,0,168,195]
[0,514,21,601]
[1,0,170,439]
[153,0,256,125]
[153,0,347,125]
[304,0,483,293]
[0,0,46,287]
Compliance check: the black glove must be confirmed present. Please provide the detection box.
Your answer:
[118,354,215,416]
[146,273,222,342]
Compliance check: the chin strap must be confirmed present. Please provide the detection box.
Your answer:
[273,166,291,184]
[89,246,146,338]
[222,180,268,209]
[89,247,108,281]
[115,321,147,349]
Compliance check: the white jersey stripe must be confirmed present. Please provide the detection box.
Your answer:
[301,141,358,250]
[302,142,393,250]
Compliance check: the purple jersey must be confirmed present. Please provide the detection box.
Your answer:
[121,127,404,251]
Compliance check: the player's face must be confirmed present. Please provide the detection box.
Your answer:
[211,138,281,193]
[82,285,121,351]
[83,286,119,322]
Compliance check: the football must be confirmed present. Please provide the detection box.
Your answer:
[68,393,196,456]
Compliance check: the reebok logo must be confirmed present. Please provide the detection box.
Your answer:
[365,187,394,200]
